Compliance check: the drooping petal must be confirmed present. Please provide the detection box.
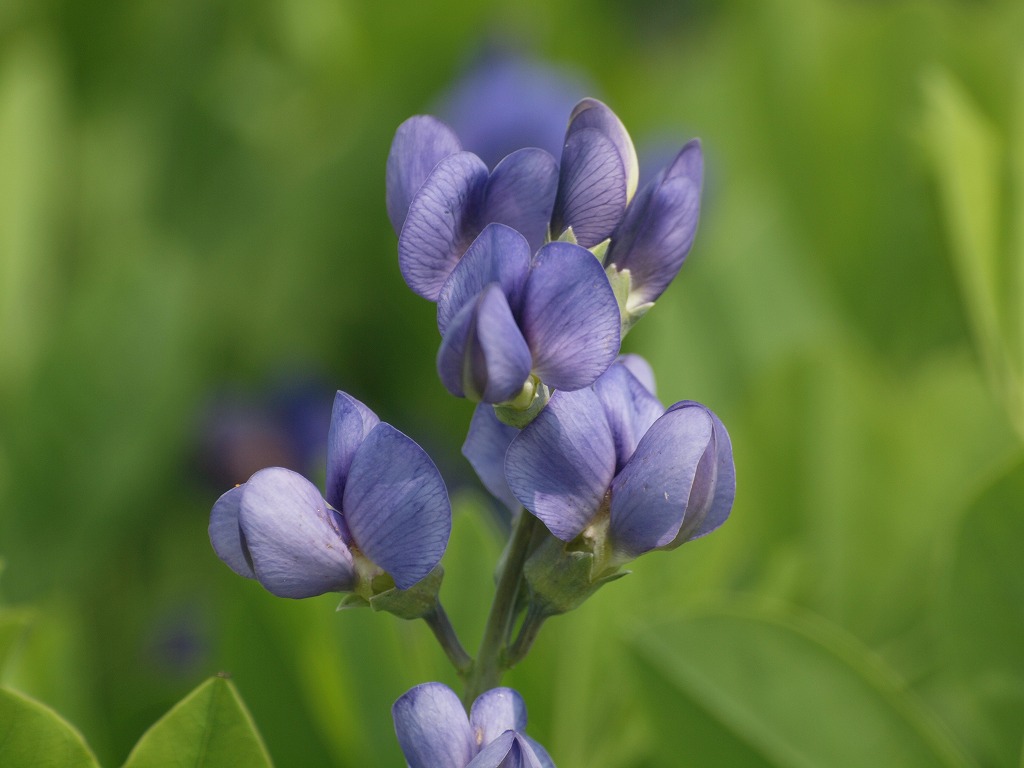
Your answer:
[437,285,532,403]
[616,353,657,395]
[466,732,545,768]
[462,404,520,513]
[605,140,703,308]
[608,405,714,558]
[506,388,615,541]
[566,98,639,201]
[342,423,451,589]
[436,223,532,336]
[399,151,488,300]
[386,115,462,235]
[238,468,354,598]
[549,127,627,247]
[521,242,620,391]
[393,683,475,768]
[325,391,380,511]
[470,688,528,748]
[593,363,664,472]
[666,401,735,545]
[209,485,256,579]
[482,148,559,253]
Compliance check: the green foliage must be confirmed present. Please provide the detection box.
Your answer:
[0,687,100,768]
[629,605,974,768]
[0,0,1022,765]
[122,676,273,768]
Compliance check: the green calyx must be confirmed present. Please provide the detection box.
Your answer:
[337,562,445,621]
[521,517,629,618]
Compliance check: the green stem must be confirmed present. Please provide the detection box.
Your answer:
[463,509,537,706]
[505,603,548,668]
[423,602,473,680]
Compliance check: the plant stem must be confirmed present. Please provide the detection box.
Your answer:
[463,509,537,706]
[505,603,547,668]
[423,602,473,680]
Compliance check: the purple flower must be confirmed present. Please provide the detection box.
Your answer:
[393,683,554,768]
[209,391,451,597]
[505,358,734,562]
[435,223,620,405]
[603,139,704,322]
[387,117,558,301]
[549,98,639,249]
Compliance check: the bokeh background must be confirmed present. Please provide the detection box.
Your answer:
[2,0,1023,765]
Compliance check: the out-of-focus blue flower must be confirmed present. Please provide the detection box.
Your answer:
[387,117,558,301]
[392,683,554,768]
[505,357,734,563]
[603,139,704,326]
[209,391,450,597]
[436,49,591,170]
[434,223,620,406]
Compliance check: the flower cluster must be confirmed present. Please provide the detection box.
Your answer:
[210,95,733,764]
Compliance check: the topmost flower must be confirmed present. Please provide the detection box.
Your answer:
[387,98,638,302]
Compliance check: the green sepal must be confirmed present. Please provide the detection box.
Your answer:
[523,533,628,617]
[556,226,579,245]
[589,238,610,263]
[366,565,445,620]
[605,264,653,337]
[336,593,370,611]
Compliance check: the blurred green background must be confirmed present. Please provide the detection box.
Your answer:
[2,0,1023,765]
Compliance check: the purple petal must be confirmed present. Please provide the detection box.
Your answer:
[386,116,462,236]
[668,401,735,543]
[522,736,556,768]
[462,404,520,513]
[566,99,638,198]
[342,423,451,589]
[482,148,559,253]
[605,140,703,307]
[608,405,715,558]
[399,151,488,300]
[238,468,354,598]
[593,362,665,472]
[470,688,528,748]
[550,127,627,247]
[506,388,615,541]
[467,732,545,768]
[616,353,657,395]
[437,285,533,403]
[325,391,380,510]
[436,223,532,336]
[393,683,474,768]
[521,242,620,391]
[209,485,255,579]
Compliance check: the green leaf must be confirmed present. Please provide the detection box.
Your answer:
[0,608,31,674]
[938,455,1024,767]
[0,687,99,768]
[629,604,974,768]
[122,676,273,768]
[922,69,1022,433]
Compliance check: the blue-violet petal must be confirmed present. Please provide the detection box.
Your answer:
[342,423,451,590]
[238,468,355,598]
[387,115,462,236]
[506,388,616,541]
